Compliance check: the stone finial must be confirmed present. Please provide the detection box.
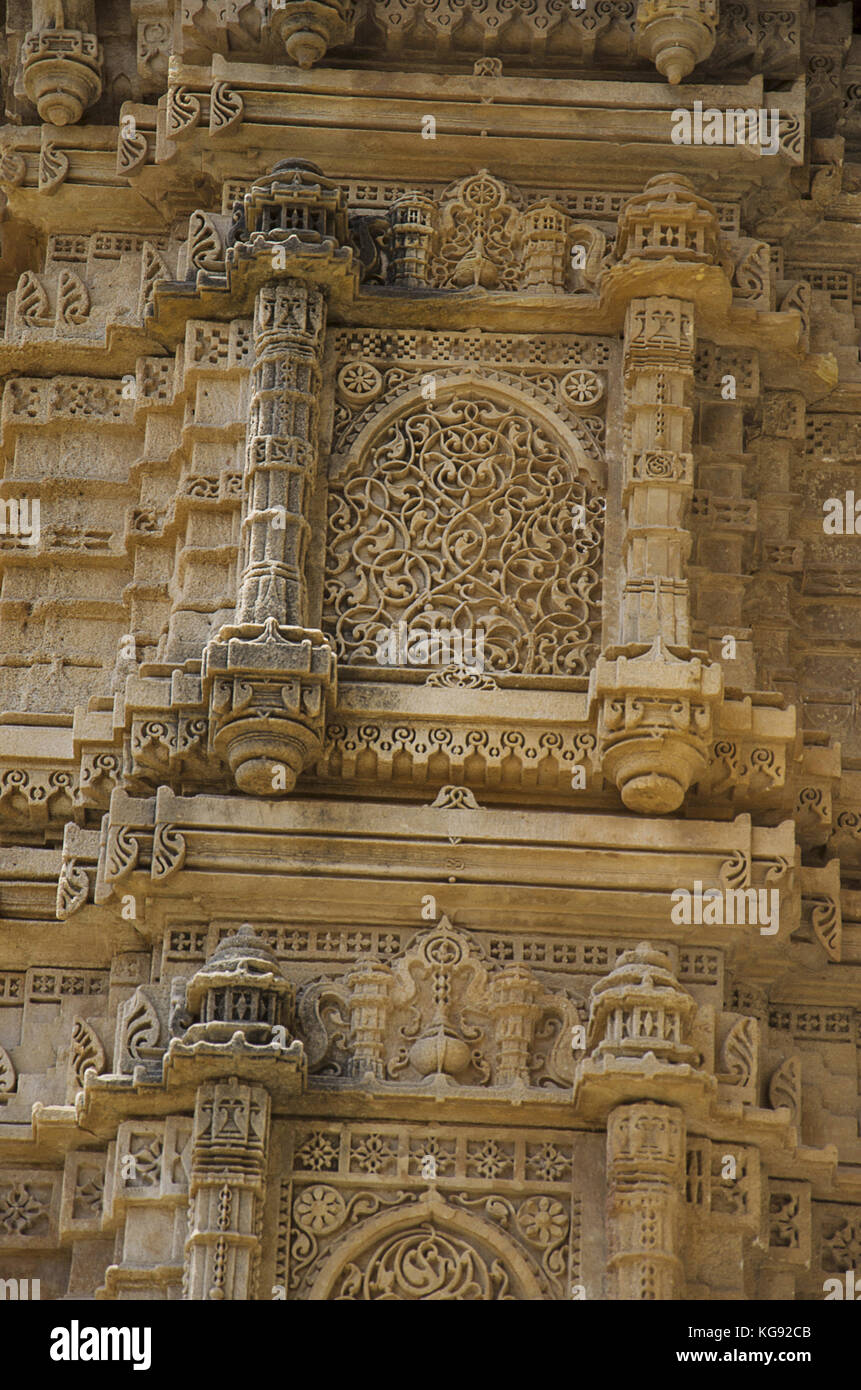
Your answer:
[181,924,295,1045]
[239,159,350,249]
[616,174,721,265]
[586,942,698,1067]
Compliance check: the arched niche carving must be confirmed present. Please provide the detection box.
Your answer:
[323,377,605,679]
[307,1190,547,1301]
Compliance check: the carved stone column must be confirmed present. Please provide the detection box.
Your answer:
[606,1102,685,1299]
[590,183,725,814]
[203,277,337,793]
[237,279,323,631]
[345,959,393,1080]
[489,966,542,1085]
[388,193,436,288]
[185,1078,270,1301]
[522,202,571,293]
[620,293,696,647]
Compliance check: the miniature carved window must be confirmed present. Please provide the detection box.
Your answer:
[323,391,603,678]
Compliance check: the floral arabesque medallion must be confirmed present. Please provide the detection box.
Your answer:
[334,1221,515,1300]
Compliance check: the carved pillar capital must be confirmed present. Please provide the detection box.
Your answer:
[203,619,336,796]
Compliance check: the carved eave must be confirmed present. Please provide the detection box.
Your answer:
[78,790,807,952]
[9,281,823,409]
[149,63,807,179]
[0,256,827,406]
[110,0,814,83]
[0,69,807,223]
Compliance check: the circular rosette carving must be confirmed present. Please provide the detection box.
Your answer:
[421,930,465,973]
[637,450,678,479]
[337,360,383,405]
[516,1196,568,1258]
[335,1222,512,1300]
[294,1184,347,1235]
[559,369,603,410]
[324,396,603,676]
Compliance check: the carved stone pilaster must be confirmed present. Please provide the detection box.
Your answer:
[203,277,335,796]
[590,280,723,815]
[606,1102,685,1299]
[185,1079,270,1302]
[621,292,698,647]
[635,0,718,85]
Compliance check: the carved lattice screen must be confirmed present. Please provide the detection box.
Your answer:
[323,393,604,676]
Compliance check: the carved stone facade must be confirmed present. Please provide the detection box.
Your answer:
[0,1,860,1304]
